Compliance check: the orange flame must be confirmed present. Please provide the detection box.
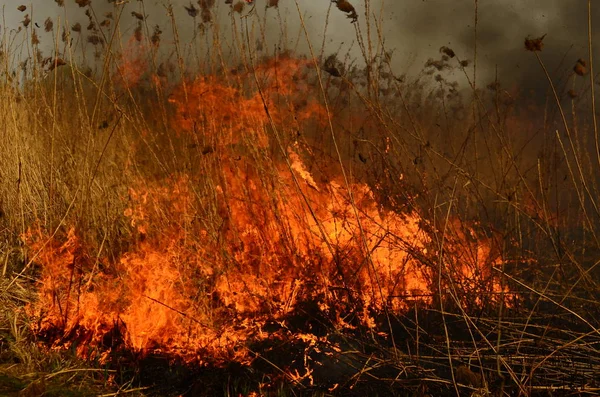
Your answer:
[25,56,514,365]
[168,55,327,148]
[25,162,509,363]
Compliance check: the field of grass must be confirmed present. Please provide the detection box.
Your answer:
[2,1,600,396]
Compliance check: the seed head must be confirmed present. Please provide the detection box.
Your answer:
[151,25,162,46]
[198,0,215,7]
[573,58,588,76]
[201,8,212,23]
[440,46,455,58]
[31,30,39,45]
[334,0,358,23]
[185,4,199,17]
[44,17,53,32]
[524,34,546,52]
[87,34,103,46]
[131,11,145,21]
[232,1,245,13]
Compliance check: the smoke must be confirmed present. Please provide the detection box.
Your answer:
[5,0,598,102]
[376,0,596,101]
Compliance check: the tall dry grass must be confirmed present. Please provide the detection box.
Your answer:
[1,1,600,396]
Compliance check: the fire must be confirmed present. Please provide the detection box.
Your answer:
[24,55,513,365]
[167,55,326,148]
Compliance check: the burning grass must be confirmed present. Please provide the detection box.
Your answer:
[2,1,600,396]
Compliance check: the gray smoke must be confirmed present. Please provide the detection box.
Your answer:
[376,0,596,101]
[4,0,597,101]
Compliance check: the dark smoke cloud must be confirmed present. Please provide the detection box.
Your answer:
[5,0,597,102]
[379,0,596,102]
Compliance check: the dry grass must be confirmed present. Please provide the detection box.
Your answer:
[1,1,600,396]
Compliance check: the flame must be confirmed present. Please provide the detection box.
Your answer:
[25,165,507,363]
[25,55,513,365]
[167,55,326,148]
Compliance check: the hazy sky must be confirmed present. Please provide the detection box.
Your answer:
[2,0,597,99]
